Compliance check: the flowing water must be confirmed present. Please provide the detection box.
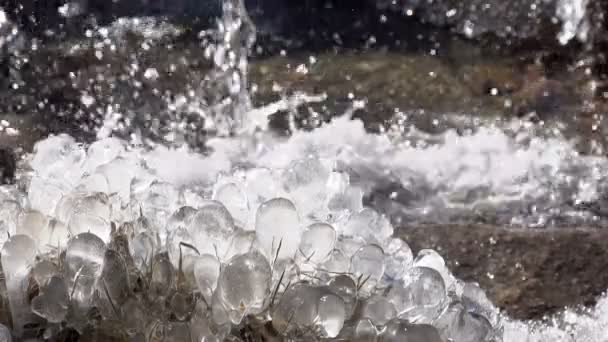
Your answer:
[0,0,607,341]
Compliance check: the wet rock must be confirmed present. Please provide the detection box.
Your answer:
[0,147,15,184]
[398,224,608,320]
[376,0,563,42]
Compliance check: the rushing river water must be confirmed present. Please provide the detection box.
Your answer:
[0,0,607,341]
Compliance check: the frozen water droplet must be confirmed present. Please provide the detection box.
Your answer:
[336,235,367,258]
[16,210,49,246]
[76,173,110,195]
[121,297,146,336]
[31,276,69,323]
[64,232,106,312]
[0,200,21,244]
[32,260,59,287]
[298,222,336,264]
[67,192,112,241]
[84,137,125,173]
[462,282,500,327]
[189,201,236,259]
[413,249,455,292]
[30,134,85,180]
[151,253,175,298]
[214,182,249,226]
[96,156,141,203]
[271,283,320,334]
[354,318,378,340]
[362,295,397,326]
[255,197,301,260]
[166,206,197,239]
[328,275,358,318]
[169,291,194,321]
[131,232,156,272]
[387,267,446,323]
[167,227,197,269]
[321,249,350,274]
[194,254,221,304]
[350,244,385,293]
[434,301,494,342]
[98,249,130,310]
[384,238,414,282]
[326,172,363,217]
[217,252,271,323]
[243,168,281,208]
[316,293,346,338]
[1,235,37,336]
[224,229,256,259]
[344,208,393,244]
[28,175,71,215]
[282,157,331,216]
[382,320,442,342]
[46,219,70,249]
[139,181,183,228]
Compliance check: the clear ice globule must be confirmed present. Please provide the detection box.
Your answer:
[1,235,38,337]
[216,251,271,323]
[255,197,301,260]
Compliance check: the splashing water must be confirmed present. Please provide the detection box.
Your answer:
[0,0,608,341]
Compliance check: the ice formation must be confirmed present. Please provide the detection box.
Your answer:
[0,0,607,340]
[0,133,506,340]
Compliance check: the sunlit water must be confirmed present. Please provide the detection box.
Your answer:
[0,0,607,340]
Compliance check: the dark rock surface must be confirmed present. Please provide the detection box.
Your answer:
[0,147,15,184]
[399,224,608,320]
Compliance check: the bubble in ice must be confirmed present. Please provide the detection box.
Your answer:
[188,201,236,258]
[298,222,336,264]
[255,197,301,260]
[216,252,271,323]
